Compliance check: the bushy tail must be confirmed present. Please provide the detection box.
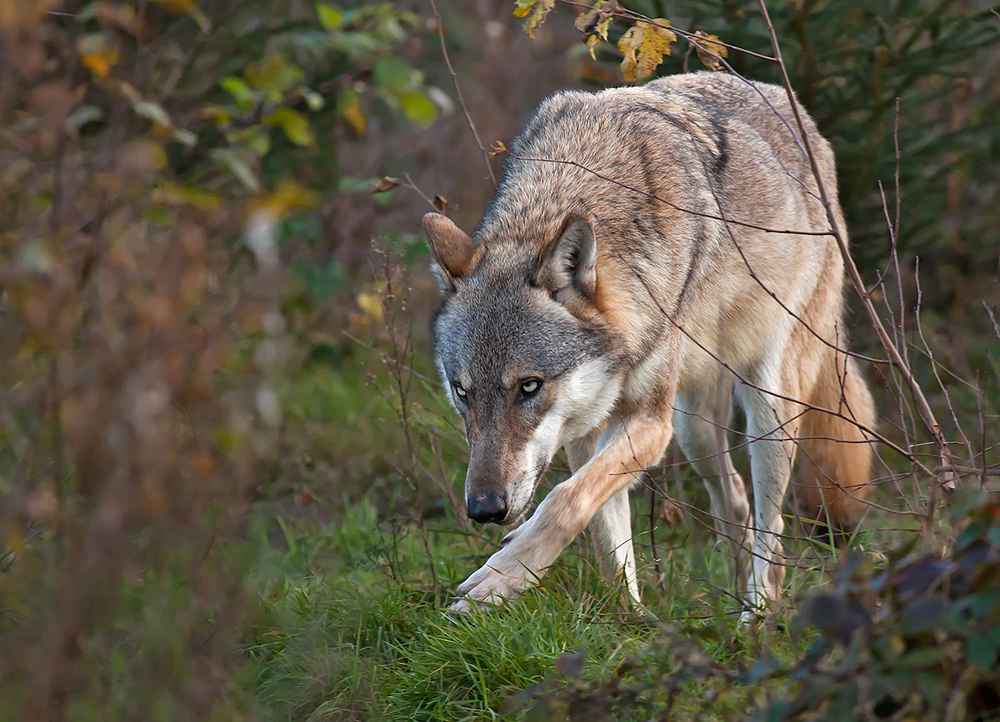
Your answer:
[795,349,876,536]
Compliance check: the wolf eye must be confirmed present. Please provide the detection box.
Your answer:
[520,379,541,398]
[454,383,468,402]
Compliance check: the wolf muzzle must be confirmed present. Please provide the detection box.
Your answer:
[466,492,508,524]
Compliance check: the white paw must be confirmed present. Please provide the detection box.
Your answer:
[448,523,560,613]
[448,563,530,613]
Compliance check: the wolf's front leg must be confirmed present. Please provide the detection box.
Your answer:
[567,431,640,603]
[450,411,672,613]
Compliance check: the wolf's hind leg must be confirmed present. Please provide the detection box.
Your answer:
[737,373,800,617]
[566,432,639,603]
[674,379,753,598]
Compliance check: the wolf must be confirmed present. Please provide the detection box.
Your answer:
[424,71,876,618]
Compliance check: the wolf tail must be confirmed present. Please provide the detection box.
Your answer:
[794,345,876,536]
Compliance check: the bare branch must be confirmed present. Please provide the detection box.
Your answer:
[428,0,497,186]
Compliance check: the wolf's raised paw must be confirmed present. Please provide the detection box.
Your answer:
[449,559,529,613]
[448,532,552,613]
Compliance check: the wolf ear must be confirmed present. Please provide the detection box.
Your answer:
[423,213,481,291]
[540,214,598,302]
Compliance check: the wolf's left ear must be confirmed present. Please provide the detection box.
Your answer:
[539,214,598,302]
[423,213,481,292]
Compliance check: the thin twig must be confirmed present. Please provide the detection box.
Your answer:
[403,172,439,211]
[428,0,496,186]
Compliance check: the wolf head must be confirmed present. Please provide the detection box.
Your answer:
[424,212,622,525]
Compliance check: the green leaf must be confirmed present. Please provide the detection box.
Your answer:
[953,590,1000,621]
[373,56,412,94]
[221,77,257,110]
[337,176,379,193]
[210,148,261,192]
[152,183,220,211]
[245,53,304,102]
[967,633,1000,671]
[755,700,788,722]
[130,99,194,145]
[264,107,314,147]
[334,31,381,62]
[227,126,271,156]
[399,92,436,126]
[142,204,173,226]
[897,647,945,669]
[292,30,330,54]
[316,3,343,30]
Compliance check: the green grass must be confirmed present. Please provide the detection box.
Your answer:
[240,488,919,721]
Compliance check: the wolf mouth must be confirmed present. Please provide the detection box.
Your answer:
[500,463,549,526]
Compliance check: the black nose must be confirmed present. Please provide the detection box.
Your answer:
[466,492,508,524]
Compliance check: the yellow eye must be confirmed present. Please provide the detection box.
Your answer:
[520,379,540,397]
[454,383,468,400]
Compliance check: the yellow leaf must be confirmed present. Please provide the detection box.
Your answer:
[488,140,507,158]
[888,635,906,656]
[356,291,383,324]
[337,87,366,135]
[263,107,315,147]
[574,2,612,60]
[77,35,119,79]
[693,30,728,72]
[618,18,676,83]
[513,0,554,39]
[249,180,318,217]
[316,3,343,30]
[151,183,220,211]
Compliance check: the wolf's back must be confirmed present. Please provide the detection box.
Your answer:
[477,72,837,254]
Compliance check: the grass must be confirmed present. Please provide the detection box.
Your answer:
[240,484,920,721]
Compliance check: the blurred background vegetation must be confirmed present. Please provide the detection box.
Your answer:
[0,0,998,720]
